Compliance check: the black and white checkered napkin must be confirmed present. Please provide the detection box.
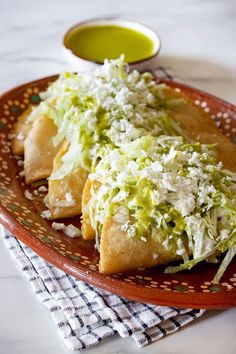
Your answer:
[0,67,205,351]
[1,227,204,351]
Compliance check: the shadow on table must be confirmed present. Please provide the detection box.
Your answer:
[158,55,235,81]
[195,308,225,321]
[156,55,236,102]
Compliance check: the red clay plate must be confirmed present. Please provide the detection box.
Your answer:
[0,75,236,309]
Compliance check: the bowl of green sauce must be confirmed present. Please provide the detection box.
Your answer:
[63,17,161,71]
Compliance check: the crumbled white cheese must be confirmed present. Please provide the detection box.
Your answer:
[113,206,129,224]
[146,92,155,105]
[176,249,185,256]
[17,160,24,167]
[162,173,178,191]
[188,151,200,165]
[41,209,51,219]
[52,222,65,231]
[63,224,81,238]
[38,185,48,192]
[219,229,229,240]
[152,253,159,259]
[24,190,33,201]
[65,192,75,204]
[127,225,136,238]
[53,193,75,207]
[13,155,22,160]
[173,194,195,217]
[121,221,129,232]
[151,189,166,205]
[17,132,25,141]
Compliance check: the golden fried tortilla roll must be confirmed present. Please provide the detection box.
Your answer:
[99,217,181,274]
[81,183,184,272]
[11,107,32,155]
[48,142,88,219]
[24,114,61,184]
[81,178,100,240]
[164,87,236,172]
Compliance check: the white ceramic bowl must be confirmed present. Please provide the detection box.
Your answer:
[63,17,161,72]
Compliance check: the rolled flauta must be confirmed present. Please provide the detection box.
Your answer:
[11,107,33,156]
[48,141,89,219]
[24,114,61,184]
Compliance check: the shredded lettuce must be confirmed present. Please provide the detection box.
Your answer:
[212,245,236,283]
[87,135,236,281]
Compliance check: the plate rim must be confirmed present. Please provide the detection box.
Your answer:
[1,74,236,309]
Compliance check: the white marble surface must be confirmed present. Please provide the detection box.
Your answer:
[0,0,236,353]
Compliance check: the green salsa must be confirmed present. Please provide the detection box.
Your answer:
[65,25,156,63]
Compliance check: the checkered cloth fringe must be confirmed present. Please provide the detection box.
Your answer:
[0,67,205,351]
